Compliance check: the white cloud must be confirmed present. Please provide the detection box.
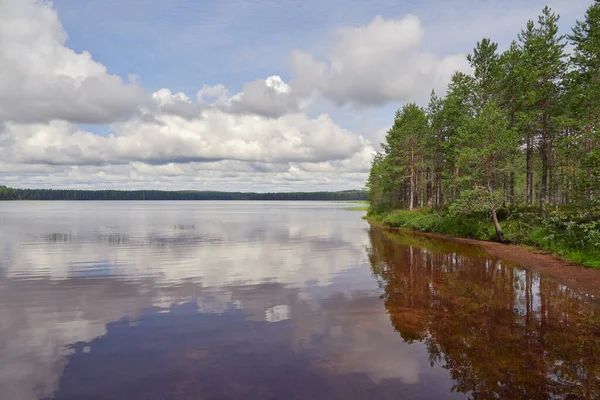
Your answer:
[0,0,151,124]
[197,84,231,106]
[2,108,368,166]
[0,104,374,191]
[0,159,370,192]
[196,76,303,119]
[290,15,471,107]
[153,89,203,120]
[229,76,302,118]
[3,1,476,191]
[0,0,374,192]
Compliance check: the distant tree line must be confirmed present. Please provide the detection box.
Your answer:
[368,3,600,221]
[0,185,367,201]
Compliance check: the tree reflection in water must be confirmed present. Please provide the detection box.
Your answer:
[367,226,600,400]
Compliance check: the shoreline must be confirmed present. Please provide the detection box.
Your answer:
[367,217,600,302]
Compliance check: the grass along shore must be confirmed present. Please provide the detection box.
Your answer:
[367,207,600,270]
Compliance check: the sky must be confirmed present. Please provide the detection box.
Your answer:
[0,0,593,191]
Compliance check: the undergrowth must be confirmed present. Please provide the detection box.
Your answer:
[367,207,600,269]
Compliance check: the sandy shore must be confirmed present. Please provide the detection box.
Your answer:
[377,224,600,302]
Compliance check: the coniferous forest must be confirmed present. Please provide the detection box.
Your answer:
[0,186,367,202]
[367,3,600,267]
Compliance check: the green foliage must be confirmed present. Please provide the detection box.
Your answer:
[448,188,504,216]
[468,38,501,107]
[369,208,497,241]
[0,185,18,200]
[569,0,600,129]
[345,206,369,211]
[526,211,600,268]
[368,104,430,211]
[370,207,600,269]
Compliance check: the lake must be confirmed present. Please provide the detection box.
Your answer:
[0,201,598,399]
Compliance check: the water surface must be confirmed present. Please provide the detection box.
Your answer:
[0,201,598,399]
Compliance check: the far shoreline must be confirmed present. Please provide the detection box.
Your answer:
[0,186,367,202]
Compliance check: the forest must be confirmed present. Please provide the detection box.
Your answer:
[0,186,367,202]
[367,3,600,267]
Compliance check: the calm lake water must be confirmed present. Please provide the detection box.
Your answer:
[0,201,599,399]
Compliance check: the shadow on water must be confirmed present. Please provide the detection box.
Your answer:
[367,226,600,399]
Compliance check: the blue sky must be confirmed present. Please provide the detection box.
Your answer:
[52,0,585,94]
[53,0,408,92]
[0,0,592,191]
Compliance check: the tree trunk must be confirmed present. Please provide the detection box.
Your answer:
[540,132,548,209]
[502,174,507,207]
[566,129,573,204]
[550,143,556,206]
[488,135,494,190]
[439,172,444,206]
[510,171,515,205]
[420,154,425,208]
[409,144,414,211]
[426,166,432,207]
[526,135,534,205]
[436,165,443,208]
[540,107,549,209]
[491,208,504,242]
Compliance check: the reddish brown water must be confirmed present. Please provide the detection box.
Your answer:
[368,227,600,399]
[0,202,598,399]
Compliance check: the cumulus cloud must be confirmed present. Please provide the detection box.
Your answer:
[0,0,152,124]
[3,110,367,166]
[0,0,409,191]
[195,76,303,119]
[0,105,374,190]
[229,76,301,118]
[0,160,370,192]
[153,89,204,120]
[290,15,471,107]
[198,84,231,106]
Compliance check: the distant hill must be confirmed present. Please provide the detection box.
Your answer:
[0,185,367,201]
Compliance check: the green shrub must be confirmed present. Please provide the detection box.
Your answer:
[368,206,600,269]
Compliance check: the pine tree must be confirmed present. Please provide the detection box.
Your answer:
[570,0,600,207]
[385,104,429,210]
[518,6,568,209]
